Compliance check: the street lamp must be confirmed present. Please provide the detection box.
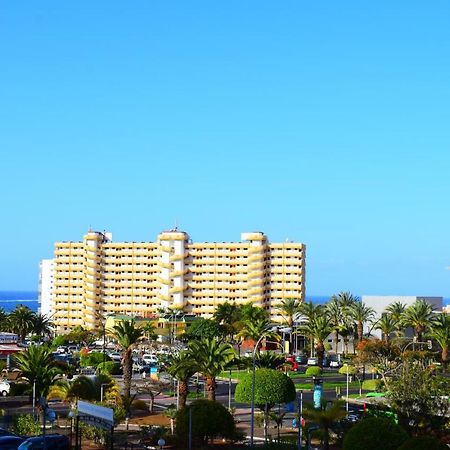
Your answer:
[250,326,279,449]
[68,410,75,447]
[297,390,303,450]
[158,438,166,450]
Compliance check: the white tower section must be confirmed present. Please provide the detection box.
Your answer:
[39,259,54,317]
[158,230,188,310]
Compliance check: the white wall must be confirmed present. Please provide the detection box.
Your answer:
[39,259,54,317]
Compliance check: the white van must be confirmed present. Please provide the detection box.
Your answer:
[142,353,158,365]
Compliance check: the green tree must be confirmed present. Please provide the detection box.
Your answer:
[303,400,347,450]
[9,305,35,342]
[185,319,225,341]
[67,326,96,347]
[350,301,375,343]
[213,302,241,339]
[375,313,396,343]
[326,297,344,354]
[234,368,296,441]
[237,317,278,346]
[387,359,450,434]
[401,299,435,342]
[109,319,143,399]
[253,351,286,369]
[385,301,407,336]
[47,376,97,405]
[31,313,53,337]
[187,338,235,401]
[0,308,9,332]
[167,351,197,408]
[142,321,157,341]
[14,345,61,399]
[342,417,408,450]
[299,315,333,368]
[428,312,450,369]
[277,298,303,349]
[176,399,236,446]
[12,414,41,436]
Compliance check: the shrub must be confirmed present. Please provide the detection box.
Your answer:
[397,436,447,450]
[342,417,408,450]
[339,364,358,376]
[234,369,296,407]
[305,366,322,377]
[362,379,383,392]
[97,361,119,375]
[80,352,111,368]
[10,382,32,396]
[12,413,41,436]
[176,399,236,446]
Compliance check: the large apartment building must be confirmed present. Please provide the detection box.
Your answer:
[50,229,305,332]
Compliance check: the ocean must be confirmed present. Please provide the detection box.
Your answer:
[0,292,447,313]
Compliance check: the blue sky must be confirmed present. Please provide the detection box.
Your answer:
[1,1,450,298]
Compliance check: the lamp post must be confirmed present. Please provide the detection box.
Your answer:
[250,327,278,449]
[346,365,349,413]
[100,383,109,403]
[68,410,75,447]
[297,390,303,450]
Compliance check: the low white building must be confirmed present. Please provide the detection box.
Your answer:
[362,295,443,339]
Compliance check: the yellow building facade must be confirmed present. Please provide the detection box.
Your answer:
[52,229,305,332]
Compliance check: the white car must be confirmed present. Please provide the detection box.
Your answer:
[307,357,319,366]
[0,380,10,396]
[142,353,158,365]
[108,352,122,362]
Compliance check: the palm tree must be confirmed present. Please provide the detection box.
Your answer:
[376,313,396,343]
[402,299,435,342]
[429,313,450,370]
[14,345,61,400]
[237,317,278,348]
[298,302,325,356]
[385,301,407,336]
[0,308,9,331]
[187,338,235,401]
[350,301,376,343]
[47,376,97,406]
[32,313,53,338]
[326,298,344,354]
[142,322,157,342]
[253,351,286,369]
[277,298,303,350]
[167,351,197,408]
[299,316,332,368]
[109,320,143,399]
[213,302,241,339]
[303,400,346,450]
[9,306,36,342]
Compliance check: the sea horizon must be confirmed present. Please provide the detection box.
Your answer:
[0,291,448,313]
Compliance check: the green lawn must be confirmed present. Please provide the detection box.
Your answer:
[295,381,360,390]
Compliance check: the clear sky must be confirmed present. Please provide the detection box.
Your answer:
[1,1,450,298]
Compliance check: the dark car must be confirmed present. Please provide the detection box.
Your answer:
[18,434,70,450]
[295,354,308,364]
[0,435,25,450]
[0,428,18,437]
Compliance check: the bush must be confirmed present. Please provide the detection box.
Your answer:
[397,436,447,450]
[80,352,111,368]
[234,369,296,407]
[10,382,31,396]
[12,413,41,436]
[339,364,358,376]
[176,399,236,446]
[362,379,383,392]
[97,361,119,375]
[342,417,408,450]
[305,366,322,377]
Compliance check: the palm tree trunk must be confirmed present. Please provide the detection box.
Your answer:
[334,330,339,353]
[123,350,132,399]
[357,321,363,343]
[206,376,216,401]
[442,346,448,371]
[179,380,188,407]
[316,342,325,368]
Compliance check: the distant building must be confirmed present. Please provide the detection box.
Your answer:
[362,295,443,339]
[38,259,54,317]
[49,229,306,332]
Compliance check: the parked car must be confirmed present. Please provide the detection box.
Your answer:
[0,435,24,450]
[18,434,70,450]
[307,357,319,366]
[295,354,308,364]
[107,352,122,362]
[142,353,158,365]
[0,428,18,437]
[0,380,11,396]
